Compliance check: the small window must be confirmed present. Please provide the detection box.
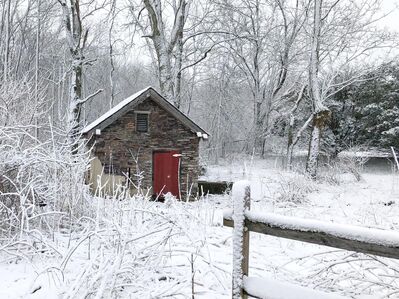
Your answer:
[136,113,149,132]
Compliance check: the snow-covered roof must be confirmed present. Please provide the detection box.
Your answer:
[82,86,208,136]
[82,86,151,134]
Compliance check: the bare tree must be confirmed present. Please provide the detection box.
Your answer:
[215,0,308,156]
[58,0,88,137]
[57,0,103,142]
[285,84,312,170]
[2,0,12,81]
[34,0,41,139]
[129,0,219,108]
[304,0,395,178]
[108,0,117,108]
[133,0,188,105]
[305,0,328,178]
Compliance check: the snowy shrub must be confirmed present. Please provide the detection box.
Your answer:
[273,173,317,205]
[52,194,213,298]
[0,124,93,255]
[319,162,343,185]
[301,251,399,298]
[0,79,44,128]
[339,148,370,180]
[0,78,219,297]
[321,150,369,184]
[0,118,218,297]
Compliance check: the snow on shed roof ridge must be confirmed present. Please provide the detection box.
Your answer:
[82,86,152,134]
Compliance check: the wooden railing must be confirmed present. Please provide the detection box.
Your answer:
[223,181,399,299]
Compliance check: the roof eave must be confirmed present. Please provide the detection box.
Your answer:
[81,87,209,137]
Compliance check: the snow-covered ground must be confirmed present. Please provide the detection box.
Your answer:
[1,155,399,298]
[201,155,399,298]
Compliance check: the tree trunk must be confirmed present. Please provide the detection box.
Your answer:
[69,54,83,136]
[306,0,330,178]
[285,85,306,169]
[174,32,183,108]
[34,0,41,140]
[3,0,11,81]
[286,114,312,170]
[59,0,88,147]
[108,1,116,109]
[306,110,330,178]
[153,36,174,100]
[286,114,294,168]
[142,0,187,104]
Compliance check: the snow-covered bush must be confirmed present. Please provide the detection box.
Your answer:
[300,250,399,297]
[0,126,93,259]
[319,162,343,185]
[57,195,211,298]
[0,79,43,128]
[320,149,369,184]
[0,125,219,297]
[274,173,318,205]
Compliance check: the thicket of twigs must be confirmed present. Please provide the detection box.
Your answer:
[0,82,217,298]
[0,126,216,297]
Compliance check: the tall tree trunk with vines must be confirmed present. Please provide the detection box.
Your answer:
[58,0,87,145]
[306,0,330,179]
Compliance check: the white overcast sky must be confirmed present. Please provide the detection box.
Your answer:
[380,0,399,29]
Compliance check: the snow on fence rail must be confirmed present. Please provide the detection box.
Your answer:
[223,181,399,299]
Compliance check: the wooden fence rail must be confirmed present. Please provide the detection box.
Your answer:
[224,181,399,299]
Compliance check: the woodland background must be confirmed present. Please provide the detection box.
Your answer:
[1,1,399,297]
[1,0,398,176]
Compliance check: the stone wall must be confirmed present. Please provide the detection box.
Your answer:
[87,97,200,199]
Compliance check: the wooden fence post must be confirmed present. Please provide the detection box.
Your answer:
[232,181,251,299]
[242,184,250,298]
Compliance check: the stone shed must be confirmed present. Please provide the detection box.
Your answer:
[83,87,208,199]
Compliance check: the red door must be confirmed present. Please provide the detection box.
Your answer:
[153,151,181,199]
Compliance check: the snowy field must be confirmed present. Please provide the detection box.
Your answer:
[1,155,399,298]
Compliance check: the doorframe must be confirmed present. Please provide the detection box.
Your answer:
[152,149,182,199]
